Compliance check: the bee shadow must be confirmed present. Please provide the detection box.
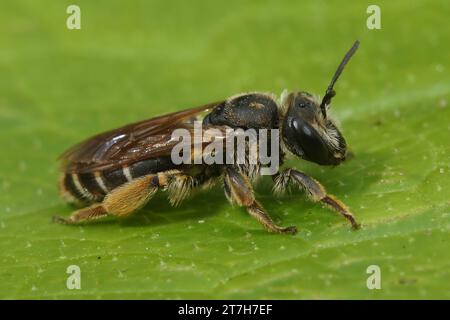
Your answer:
[119,184,229,227]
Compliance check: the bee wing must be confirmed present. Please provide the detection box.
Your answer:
[60,101,224,173]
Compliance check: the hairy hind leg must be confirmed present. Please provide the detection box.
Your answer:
[53,175,159,224]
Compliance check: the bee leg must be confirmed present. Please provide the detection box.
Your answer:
[273,168,359,229]
[224,167,297,235]
[52,204,108,224]
[53,175,158,224]
[164,171,196,206]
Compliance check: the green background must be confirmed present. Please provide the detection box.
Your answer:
[1,0,449,299]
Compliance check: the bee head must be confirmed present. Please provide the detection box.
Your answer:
[281,91,347,165]
[280,40,359,166]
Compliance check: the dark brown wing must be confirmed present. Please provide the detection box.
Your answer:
[60,101,224,173]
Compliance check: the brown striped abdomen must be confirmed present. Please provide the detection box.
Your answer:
[59,157,176,204]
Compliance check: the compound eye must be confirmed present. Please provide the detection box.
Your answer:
[292,119,310,135]
[291,118,330,165]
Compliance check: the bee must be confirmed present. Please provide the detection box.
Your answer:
[54,41,360,234]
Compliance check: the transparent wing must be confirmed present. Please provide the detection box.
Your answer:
[60,101,223,173]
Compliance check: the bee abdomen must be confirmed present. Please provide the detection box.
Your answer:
[60,168,132,204]
[59,172,109,204]
[59,157,177,204]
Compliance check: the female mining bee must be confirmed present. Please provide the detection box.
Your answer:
[54,41,360,234]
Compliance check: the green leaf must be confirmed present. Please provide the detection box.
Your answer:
[1,0,449,299]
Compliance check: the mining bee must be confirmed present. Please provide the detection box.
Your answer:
[54,41,360,234]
